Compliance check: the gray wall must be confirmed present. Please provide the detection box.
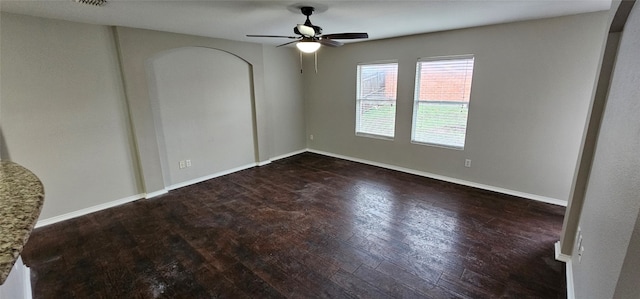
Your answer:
[1,13,305,220]
[303,12,609,202]
[114,27,268,194]
[262,46,306,157]
[148,47,255,187]
[613,214,640,298]
[572,3,640,298]
[560,30,620,256]
[0,13,142,219]
[114,27,305,194]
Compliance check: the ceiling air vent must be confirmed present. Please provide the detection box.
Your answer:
[73,0,106,6]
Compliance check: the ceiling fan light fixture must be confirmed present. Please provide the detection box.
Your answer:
[296,41,321,53]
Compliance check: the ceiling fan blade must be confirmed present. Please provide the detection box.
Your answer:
[321,33,369,40]
[319,38,343,47]
[276,40,300,47]
[247,35,298,39]
[296,24,316,37]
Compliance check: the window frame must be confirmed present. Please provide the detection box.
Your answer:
[411,54,475,150]
[355,60,399,140]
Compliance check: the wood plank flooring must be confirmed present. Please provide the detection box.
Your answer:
[22,153,566,298]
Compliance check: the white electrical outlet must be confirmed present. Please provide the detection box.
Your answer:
[310,134,314,141]
[464,159,471,168]
[186,160,192,167]
[179,161,186,169]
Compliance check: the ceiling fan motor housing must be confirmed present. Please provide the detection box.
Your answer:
[301,6,315,16]
[299,6,322,36]
[246,5,368,50]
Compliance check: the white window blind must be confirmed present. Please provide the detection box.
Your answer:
[356,62,398,138]
[412,55,474,149]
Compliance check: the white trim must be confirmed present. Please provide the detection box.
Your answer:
[410,140,464,151]
[32,148,567,229]
[355,132,395,141]
[145,189,168,199]
[35,194,144,228]
[257,161,271,166]
[166,163,257,191]
[417,53,475,62]
[307,149,567,207]
[22,261,32,299]
[552,241,574,299]
[34,162,261,228]
[269,149,307,162]
[554,241,571,262]
[256,149,308,167]
[566,258,575,299]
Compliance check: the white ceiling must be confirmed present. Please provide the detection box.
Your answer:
[0,0,612,46]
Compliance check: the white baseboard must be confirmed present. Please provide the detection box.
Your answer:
[34,148,566,229]
[167,163,257,191]
[34,162,257,227]
[35,194,144,228]
[145,189,168,199]
[165,149,308,190]
[566,258,575,299]
[554,241,574,299]
[256,149,307,167]
[23,260,32,299]
[168,149,308,189]
[554,241,571,262]
[307,149,567,207]
[33,154,303,228]
[269,149,308,162]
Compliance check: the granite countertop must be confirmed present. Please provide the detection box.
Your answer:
[0,161,44,285]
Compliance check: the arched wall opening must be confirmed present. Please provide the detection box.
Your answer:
[146,46,258,188]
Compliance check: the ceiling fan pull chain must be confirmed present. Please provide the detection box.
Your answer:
[315,51,318,74]
[300,51,303,73]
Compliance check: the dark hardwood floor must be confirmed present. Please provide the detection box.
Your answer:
[22,153,566,298]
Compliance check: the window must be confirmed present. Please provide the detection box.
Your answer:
[356,62,398,139]
[412,55,474,149]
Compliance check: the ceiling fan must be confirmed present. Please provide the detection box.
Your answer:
[247,6,369,53]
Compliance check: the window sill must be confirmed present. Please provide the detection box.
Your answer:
[411,140,464,150]
[356,132,394,141]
